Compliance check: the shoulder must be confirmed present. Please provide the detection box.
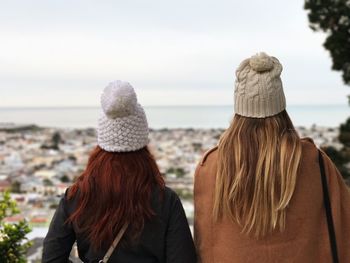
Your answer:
[153,186,181,210]
[61,187,80,215]
[163,186,181,204]
[159,187,186,220]
[162,187,189,213]
[194,146,219,187]
[301,137,316,147]
[199,145,218,166]
[300,137,319,163]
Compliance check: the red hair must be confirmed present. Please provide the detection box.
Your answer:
[67,146,165,250]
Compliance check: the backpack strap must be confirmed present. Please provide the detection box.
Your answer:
[318,150,339,263]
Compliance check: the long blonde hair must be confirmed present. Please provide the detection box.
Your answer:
[213,110,302,238]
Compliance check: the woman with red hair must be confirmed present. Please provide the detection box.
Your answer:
[43,81,196,262]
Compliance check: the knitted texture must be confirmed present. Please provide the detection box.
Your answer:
[97,80,149,152]
[234,52,286,118]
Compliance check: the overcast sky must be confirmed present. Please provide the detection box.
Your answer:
[0,0,348,107]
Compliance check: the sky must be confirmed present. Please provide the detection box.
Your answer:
[0,0,348,107]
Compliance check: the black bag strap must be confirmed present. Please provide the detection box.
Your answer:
[318,150,339,263]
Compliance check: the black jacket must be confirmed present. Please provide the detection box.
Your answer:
[42,187,196,263]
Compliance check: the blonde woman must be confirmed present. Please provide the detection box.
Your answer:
[194,53,350,263]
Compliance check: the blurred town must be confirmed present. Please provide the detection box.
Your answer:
[0,123,345,261]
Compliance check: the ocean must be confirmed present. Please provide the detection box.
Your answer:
[0,105,349,129]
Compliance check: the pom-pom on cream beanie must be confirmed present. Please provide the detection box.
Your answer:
[97,80,149,152]
[234,52,286,118]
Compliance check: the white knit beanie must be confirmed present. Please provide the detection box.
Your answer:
[234,52,286,118]
[97,80,149,152]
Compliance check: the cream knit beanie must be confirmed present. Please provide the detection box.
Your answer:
[97,80,149,152]
[234,52,286,118]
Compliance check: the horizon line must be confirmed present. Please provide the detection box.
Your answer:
[0,103,348,109]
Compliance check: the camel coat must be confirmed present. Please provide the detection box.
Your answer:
[194,138,350,263]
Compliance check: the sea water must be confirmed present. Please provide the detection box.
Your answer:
[0,105,348,129]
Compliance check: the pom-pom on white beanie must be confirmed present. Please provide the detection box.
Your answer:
[234,52,286,118]
[97,80,149,152]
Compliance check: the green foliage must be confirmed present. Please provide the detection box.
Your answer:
[321,116,350,180]
[192,142,203,152]
[174,188,193,200]
[51,131,62,150]
[43,178,53,186]
[339,117,350,146]
[305,1,350,181]
[49,203,59,209]
[60,175,70,183]
[304,0,350,84]
[166,167,186,178]
[11,181,21,194]
[0,191,32,262]
[322,146,350,178]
